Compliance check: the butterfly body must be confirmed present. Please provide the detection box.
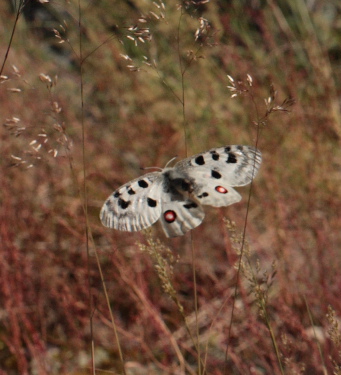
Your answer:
[100,145,261,237]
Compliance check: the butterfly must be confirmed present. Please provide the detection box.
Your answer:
[100,145,262,237]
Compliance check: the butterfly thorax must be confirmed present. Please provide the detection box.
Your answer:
[162,168,195,199]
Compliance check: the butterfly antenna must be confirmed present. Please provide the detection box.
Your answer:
[164,156,178,168]
[140,156,178,171]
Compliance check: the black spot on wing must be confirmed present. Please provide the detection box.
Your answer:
[114,191,121,198]
[127,188,135,195]
[118,198,130,209]
[138,179,149,188]
[211,170,222,179]
[194,155,205,165]
[226,153,237,164]
[147,198,157,207]
[224,146,231,153]
[198,192,209,198]
[183,202,198,209]
[210,151,220,160]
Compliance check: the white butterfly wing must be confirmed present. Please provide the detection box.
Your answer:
[100,145,262,237]
[100,172,163,232]
[195,182,242,207]
[174,145,261,207]
[160,198,205,238]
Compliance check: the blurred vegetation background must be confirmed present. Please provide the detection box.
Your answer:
[0,0,341,374]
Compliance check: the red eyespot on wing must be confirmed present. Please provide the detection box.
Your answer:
[215,186,228,194]
[164,210,177,223]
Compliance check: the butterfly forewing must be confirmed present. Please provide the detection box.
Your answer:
[100,172,163,231]
[174,145,261,207]
[175,145,261,186]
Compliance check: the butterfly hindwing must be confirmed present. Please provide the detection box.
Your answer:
[160,197,205,238]
[100,172,163,232]
[195,183,242,207]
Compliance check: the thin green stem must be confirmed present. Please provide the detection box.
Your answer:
[303,295,327,373]
[224,120,261,375]
[176,8,188,154]
[0,0,26,75]
[190,234,202,375]
[76,2,95,374]
[176,7,203,373]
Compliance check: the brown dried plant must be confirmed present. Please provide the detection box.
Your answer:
[1,1,341,374]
